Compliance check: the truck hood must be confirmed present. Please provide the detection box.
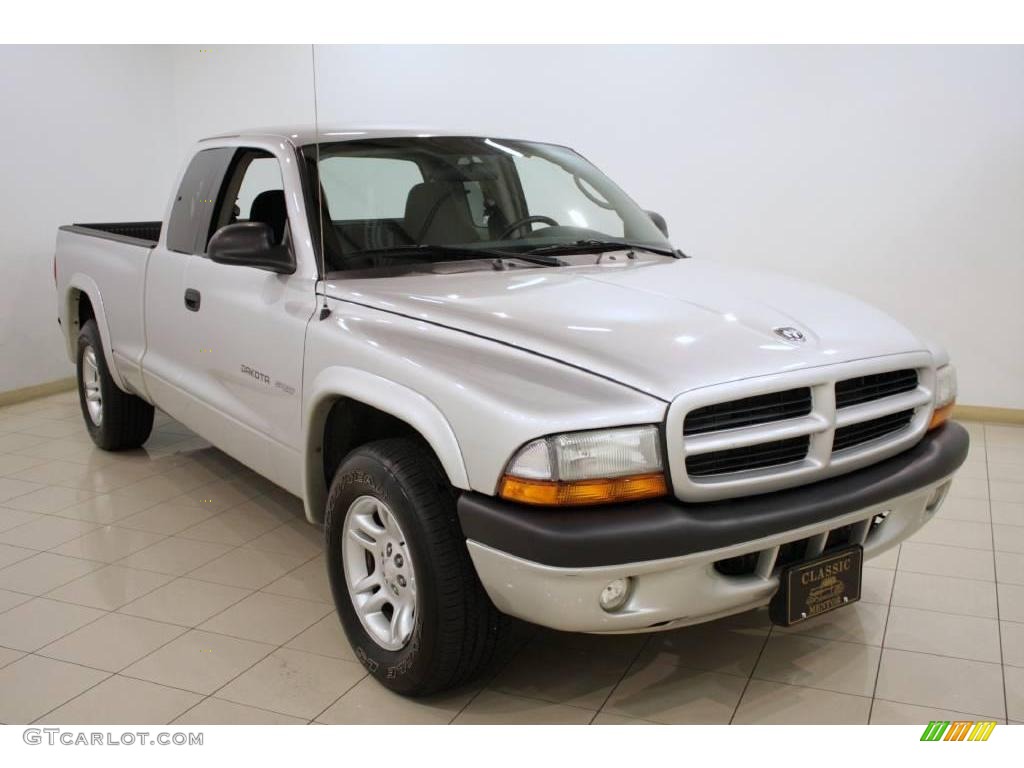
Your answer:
[324,258,927,402]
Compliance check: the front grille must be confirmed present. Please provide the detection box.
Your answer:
[684,388,811,435]
[833,409,914,452]
[686,435,809,477]
[836,369,918,408]
[674,359,931,497]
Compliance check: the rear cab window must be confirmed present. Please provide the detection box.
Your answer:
[165,148,234,254]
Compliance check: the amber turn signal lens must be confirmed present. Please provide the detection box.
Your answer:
[498,472,668,506]
[929,402,955,430]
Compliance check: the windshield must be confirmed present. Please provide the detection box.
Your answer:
[301,136,674,273]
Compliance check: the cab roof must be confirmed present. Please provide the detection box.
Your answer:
[198,125,497,147]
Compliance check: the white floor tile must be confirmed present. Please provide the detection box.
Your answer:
[4,396,1024,726]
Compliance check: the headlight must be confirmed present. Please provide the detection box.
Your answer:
[930,364,957,430]
[499,425,667,506]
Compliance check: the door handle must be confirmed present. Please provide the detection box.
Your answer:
[184,288,201,312]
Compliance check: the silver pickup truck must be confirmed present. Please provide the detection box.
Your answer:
[54,126,968,695]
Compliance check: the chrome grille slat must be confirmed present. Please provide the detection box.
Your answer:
[666,354,936,502]
[683,413,829,455]
[833,388,931,428]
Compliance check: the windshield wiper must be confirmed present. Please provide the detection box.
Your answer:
[355,244,502,260]
[522,239,676,258]
[354,244,565,268]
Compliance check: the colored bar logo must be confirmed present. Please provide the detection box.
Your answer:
[920,720,997,741]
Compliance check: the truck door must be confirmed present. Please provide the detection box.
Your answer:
[143,147,235,425]
[175,146,317,492]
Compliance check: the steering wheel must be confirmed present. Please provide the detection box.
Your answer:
[499,215,559,240]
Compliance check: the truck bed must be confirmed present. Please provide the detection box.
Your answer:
[59,221,162,247]
[55,221,160,398]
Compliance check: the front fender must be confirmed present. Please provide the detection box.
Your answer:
[302,367,470,523]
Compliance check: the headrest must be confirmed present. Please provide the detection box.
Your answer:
[250,190,287,244]
[403,182,479,245]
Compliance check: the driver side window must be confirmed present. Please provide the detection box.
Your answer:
[513,155,624,237]
[208,150,288,251]
[236,157,284,222]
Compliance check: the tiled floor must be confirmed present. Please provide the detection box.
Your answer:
[1,390,1022,725]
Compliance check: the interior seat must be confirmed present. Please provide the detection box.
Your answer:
[403,181,480,245]
[249,189,288,244]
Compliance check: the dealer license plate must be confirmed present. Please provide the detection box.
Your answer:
[769,545,863,626]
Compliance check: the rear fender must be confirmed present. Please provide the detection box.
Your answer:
[62,275,128,391]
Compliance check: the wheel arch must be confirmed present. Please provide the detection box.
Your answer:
[303,367,470,524]
[63,276,127,390]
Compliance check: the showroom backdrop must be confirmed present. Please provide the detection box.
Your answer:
[1,45,1021,408]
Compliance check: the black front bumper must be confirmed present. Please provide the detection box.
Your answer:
[457,422,969,568]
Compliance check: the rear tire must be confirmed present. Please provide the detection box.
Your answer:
[324,438,506,696]
[76,319,154,450]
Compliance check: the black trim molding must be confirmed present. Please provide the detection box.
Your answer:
[457,422,969,568]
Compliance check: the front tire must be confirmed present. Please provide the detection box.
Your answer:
[76,319,154,450]
[325,438,505,696]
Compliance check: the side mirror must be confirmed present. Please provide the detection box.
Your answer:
[646,210,669,238]
[207,222,295,274]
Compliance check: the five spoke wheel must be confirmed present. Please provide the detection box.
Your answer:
[81,345,103,426]
[342,495,417,651]
[325,438,506,694]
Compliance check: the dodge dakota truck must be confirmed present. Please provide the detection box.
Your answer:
[55,127,968,695]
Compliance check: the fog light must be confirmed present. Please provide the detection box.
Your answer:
[599,577,632,612]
